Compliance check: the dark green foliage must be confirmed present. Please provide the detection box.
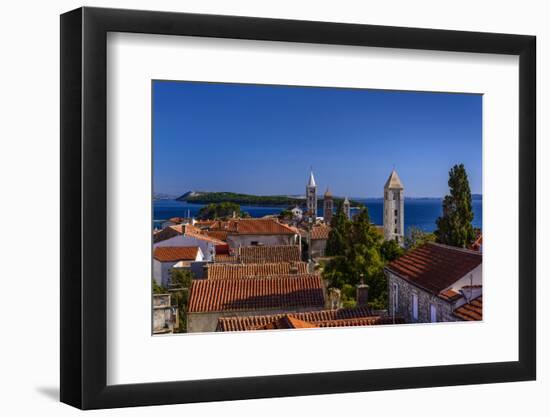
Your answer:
[323,206,393,310]
[177,191,362,208]
[152,279,166,294]
[196,202,249,220]
[404,226,437,250]
[325,204,352,257]
[168,269,193,333]
[278,208,294,220]
[380,239,404,262]
[435,164,476,248]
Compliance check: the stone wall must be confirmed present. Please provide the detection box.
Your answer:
[386,271,458,323]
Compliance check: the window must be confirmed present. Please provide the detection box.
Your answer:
[430,304,437,323]
[250,241,259,246]
[394,209,398,216]
[394,228,398,233]
[392,283,399,312]
[394,217,397,224]
[411,294,418,321]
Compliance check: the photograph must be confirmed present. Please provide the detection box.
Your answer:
[151,81,483,334]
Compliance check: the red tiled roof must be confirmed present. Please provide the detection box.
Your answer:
[385,243,482,295]
[210,218,297,235]
[204,230,229,241]
[188,274,324,313]
[153,246,200,262]
[311,225,331,240]
[153,224,225,244]
[217,307,372,331]
[453,296,483,321]
[255,316,317,330]
[213,254,238,263]
[439,288,462,302]
[238,245,301,263]
[206,262,308,280]
[167,217,187,224]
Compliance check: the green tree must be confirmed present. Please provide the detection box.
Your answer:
[435,164,475,248]
[152,279,166,294]
[197,202,249,220]
[325,203,352,256]
[278,208,294,220]
[380,239,404,262]
[168,269,193,333]
[323,207,388,310]
[404,226,436,250]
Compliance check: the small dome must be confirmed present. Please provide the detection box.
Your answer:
[324,188,332,198]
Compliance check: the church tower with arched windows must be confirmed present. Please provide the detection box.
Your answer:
[383,170,404,244]
[306,170,317,220]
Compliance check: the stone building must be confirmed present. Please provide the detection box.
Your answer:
[385,242,482,324]
[153,294,178,334]
[306,170,317,219]
[383,169,405,244]
[323,188,333,223]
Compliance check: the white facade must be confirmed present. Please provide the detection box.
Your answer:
[383,170,405,244]
[291,206,303,220]
[153,234,216,261]
[153,247,204,288]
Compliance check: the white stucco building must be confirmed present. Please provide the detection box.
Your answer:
[153,246,204,287]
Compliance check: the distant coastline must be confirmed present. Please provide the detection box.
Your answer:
[153,191,482,206]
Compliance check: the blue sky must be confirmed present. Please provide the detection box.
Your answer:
[153,81,482,198]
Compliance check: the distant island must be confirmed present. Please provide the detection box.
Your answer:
[175,191,363,207]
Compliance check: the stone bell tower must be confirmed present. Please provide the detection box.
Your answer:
[306,169,317,220]
[383,169,404,244]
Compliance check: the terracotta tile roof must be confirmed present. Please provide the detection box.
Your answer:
[453,296,483,321]
[206,262,308,280]
[439,288,462,302]
[385,243,482,295]
[153,224,225,244]
[210,218,297,235]
[238,245,302,263]
[314,316,404,327]
[153,246,200,262]
[188,274,324,313]
[204,230,229,241]
[310,224,331,240]
[213,254,238,263]
[194,220,216,228]
[254,315,317,330]
[217,307,373,331]
[167,217,187,224]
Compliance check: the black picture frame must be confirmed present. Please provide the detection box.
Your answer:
[60,6,536,410]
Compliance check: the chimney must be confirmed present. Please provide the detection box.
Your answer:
[327,288,342,310]
[289,262,299,275]
[356,276,369,308]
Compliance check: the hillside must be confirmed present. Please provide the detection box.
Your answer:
[175,191,362,207]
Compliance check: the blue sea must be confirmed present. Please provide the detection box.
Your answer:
[153,198,482,233]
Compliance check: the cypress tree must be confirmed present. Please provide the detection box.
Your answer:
[435,164,475,248]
